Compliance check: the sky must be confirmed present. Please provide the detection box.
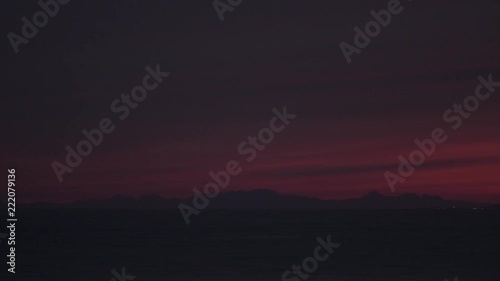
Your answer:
[2,0,500,203]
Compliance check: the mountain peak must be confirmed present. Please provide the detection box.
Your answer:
[363,190,384,198]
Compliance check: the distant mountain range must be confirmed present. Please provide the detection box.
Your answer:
[8,189,499,209]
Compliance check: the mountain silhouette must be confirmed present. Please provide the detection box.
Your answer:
[15,189,492,209]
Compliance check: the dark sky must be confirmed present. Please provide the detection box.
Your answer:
[2,0,500,203]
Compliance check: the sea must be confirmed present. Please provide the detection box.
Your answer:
[5,209,500,281]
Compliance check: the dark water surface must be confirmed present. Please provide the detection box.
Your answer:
[8,209,500,281]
